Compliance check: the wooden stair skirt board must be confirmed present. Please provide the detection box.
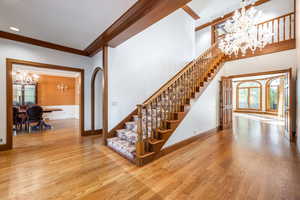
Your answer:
[157,127,219,158]
[106,44,226,166]
[226,39,296,61]
[83,129,103,136]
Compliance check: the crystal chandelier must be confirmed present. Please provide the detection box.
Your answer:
[13,71,40,84]
[219,0,273,57]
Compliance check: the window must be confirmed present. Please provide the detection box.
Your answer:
[237,81,261,110]
[266,78,281,112]
[13,83,37,106]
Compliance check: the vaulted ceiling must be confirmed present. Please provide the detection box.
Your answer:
[188,0,242,26]
[188,0,294,27]
[0,0,137,50]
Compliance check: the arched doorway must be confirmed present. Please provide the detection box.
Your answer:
[91,67,103,131]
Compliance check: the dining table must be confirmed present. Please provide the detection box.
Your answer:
[18,108,63,130]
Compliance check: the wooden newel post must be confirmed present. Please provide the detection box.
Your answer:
[136,104,145,157]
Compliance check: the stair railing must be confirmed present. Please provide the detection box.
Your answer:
[136,44,224,157]
[256,12,295,43]
[216,12,295,46]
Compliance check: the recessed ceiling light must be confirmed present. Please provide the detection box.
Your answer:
[9,26,20,32]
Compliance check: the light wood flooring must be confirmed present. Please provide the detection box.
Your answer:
[0,116,299,199]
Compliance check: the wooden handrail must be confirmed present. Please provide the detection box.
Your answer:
[135,43,225,157]
[216,12,295,45]
[143,43,218,106]
[256,12,295,26]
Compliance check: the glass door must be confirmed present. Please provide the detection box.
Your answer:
[283,72,292,141]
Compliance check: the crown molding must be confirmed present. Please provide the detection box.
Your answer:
[0,31,89,56]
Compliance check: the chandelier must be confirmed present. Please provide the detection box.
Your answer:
[219,0,273,57]
[13,71,40,84]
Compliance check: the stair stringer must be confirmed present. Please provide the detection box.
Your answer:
[145,60,226,162]
[162,65,225,149]
[107,53,226,166]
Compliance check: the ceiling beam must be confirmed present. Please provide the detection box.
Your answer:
[84,0,192,57]
[1,0,192,57]
[0,31,89,56]
[182,5,200,20]
[195,0,271,31]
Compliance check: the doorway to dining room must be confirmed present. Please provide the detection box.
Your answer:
[6,59,84,149]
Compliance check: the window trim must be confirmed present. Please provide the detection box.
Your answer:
[236,80,262,111]
[265,78,281,113]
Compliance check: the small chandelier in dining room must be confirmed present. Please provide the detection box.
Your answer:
[12,71,40,84]
[219,0,273,57]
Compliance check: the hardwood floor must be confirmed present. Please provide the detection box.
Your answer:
[13,119,82,149]
[0,116,299,199]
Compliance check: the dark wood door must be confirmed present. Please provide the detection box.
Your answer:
[220,77,233,130]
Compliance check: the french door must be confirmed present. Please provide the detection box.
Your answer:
[283,70,294,141]
[220,77,233,130]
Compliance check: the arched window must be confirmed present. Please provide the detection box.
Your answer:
[266,78,281,112]
[237,81,262,110]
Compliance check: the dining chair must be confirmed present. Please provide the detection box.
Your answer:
[13,107,22,131]
[26,105,44,132]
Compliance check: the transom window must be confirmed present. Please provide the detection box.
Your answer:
[237,81,261,110]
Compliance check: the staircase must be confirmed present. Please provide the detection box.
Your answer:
[107,44,226,166]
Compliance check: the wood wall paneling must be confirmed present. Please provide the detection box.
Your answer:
[37,75,76,106]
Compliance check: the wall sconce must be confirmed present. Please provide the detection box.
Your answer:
[57,83,68,92]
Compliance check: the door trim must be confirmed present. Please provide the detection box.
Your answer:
[224,68,296,141]
[5,58,85,150]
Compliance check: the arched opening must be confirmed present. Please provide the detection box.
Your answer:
[237,81,262,110]
[91,67,103,131]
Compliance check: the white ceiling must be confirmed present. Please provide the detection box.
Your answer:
[188,0,242,26]
[189,0,294,27]
[0,0,137,50]
[13,64,80,78]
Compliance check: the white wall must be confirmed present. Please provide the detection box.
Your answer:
[0,38,93,144]
[43,105,79,120]
[164,68,224,148]
[223,50,297,77]
[165,49,297,147]
[257,0,294,23]
[195,26,211,56]
[105,9,196,130]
